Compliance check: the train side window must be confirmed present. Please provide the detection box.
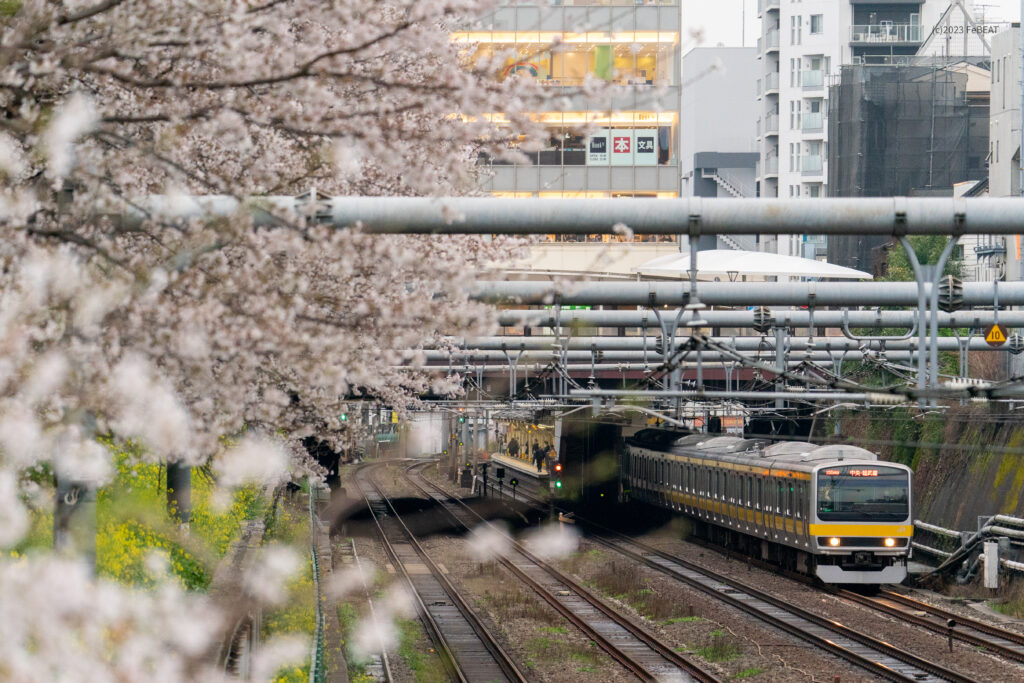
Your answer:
[746,477,752,507]
[755,478,760,510]
[795,483,802,518]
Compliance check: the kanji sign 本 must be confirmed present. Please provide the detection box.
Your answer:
[985,323,1008,347]
[610,130,633,165]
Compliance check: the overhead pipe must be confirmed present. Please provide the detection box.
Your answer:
[472,280,1024,308]
[496,309,1024,330]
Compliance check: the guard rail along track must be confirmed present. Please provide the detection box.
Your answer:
[405,461,720,683]
[353,463,526,683]
[505,484,972,682]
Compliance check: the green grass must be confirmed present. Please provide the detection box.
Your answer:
[733,667,765,679]
[538,625,568,635]
[696,633,742,663]
[663,616,702,625]
[398,619,448,683]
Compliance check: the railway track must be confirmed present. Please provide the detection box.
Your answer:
[405,461,720,683]
[682,531,1024,668]
[501,484,973,682]
[353,463,526,683]
[836,587,1024,664]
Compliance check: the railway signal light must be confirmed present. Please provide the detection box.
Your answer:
[555,480,562,489]
[510,477,518,487]
[554,463,562,473]
[458,415,465,423]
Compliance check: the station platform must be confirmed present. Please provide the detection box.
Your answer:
[487,452,550,479]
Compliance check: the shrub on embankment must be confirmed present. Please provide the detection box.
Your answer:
[827,405,1024,529]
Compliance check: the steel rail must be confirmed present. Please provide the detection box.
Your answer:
[504,486,972,683]
[353,464,526,683]
[590,535,971,683]
[833,588,1024,663]
[403,462,719,683]
[685,534,1024,669]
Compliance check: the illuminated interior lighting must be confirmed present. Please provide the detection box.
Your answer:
[450,31,677,45]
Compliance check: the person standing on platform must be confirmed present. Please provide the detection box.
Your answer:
[508,437,519,460]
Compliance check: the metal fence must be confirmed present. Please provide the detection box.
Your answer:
[308,483,327,683]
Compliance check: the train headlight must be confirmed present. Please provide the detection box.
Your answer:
[828,537,841,547]
[884,537,896,548]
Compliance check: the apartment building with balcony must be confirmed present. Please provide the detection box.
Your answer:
[458,1,681,206]
[755,0,944,256]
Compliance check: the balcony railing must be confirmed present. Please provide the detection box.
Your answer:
[801,69,824,89]
[755,78,762,96]
[763,156,779,176]
[850,23,922,44]
[757,0,780,13]
[763,71,780,92]
[764,28,780,51]
[763,113,779,134]
[801,111,823,132]
[801,154,823,175]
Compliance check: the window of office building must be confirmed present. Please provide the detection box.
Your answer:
[790,16,802,45]
[810,14,822,34]
[457,33,676,87]
[790,58,800,87]
[484,112,677,168]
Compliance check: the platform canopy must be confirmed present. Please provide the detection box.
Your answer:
[634,249,873,281]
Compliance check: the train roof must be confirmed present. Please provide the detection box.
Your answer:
[627,431,896,470]
[629,433,890,472]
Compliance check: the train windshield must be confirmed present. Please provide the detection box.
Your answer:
[816,465,909,522]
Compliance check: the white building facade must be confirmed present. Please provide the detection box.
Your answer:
[756,0,944,256]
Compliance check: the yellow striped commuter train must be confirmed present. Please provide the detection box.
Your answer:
[621,430,912,584]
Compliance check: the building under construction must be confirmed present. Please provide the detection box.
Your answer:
[827,57,990,272]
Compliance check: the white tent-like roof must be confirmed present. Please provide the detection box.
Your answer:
[634,249,872,281]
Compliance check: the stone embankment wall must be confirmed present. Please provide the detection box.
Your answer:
[829,407,1024,531]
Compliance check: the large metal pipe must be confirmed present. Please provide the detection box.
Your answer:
[472,280,1024,307]
[433,361,836,372]
[569,388,882,402]
[129,196,1024,236]
[497,309,1024,330]
[446,337,1001,352]
[326,197,1024,236]
[424,350,919,362]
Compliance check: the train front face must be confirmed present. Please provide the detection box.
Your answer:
[811,462,913,584]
